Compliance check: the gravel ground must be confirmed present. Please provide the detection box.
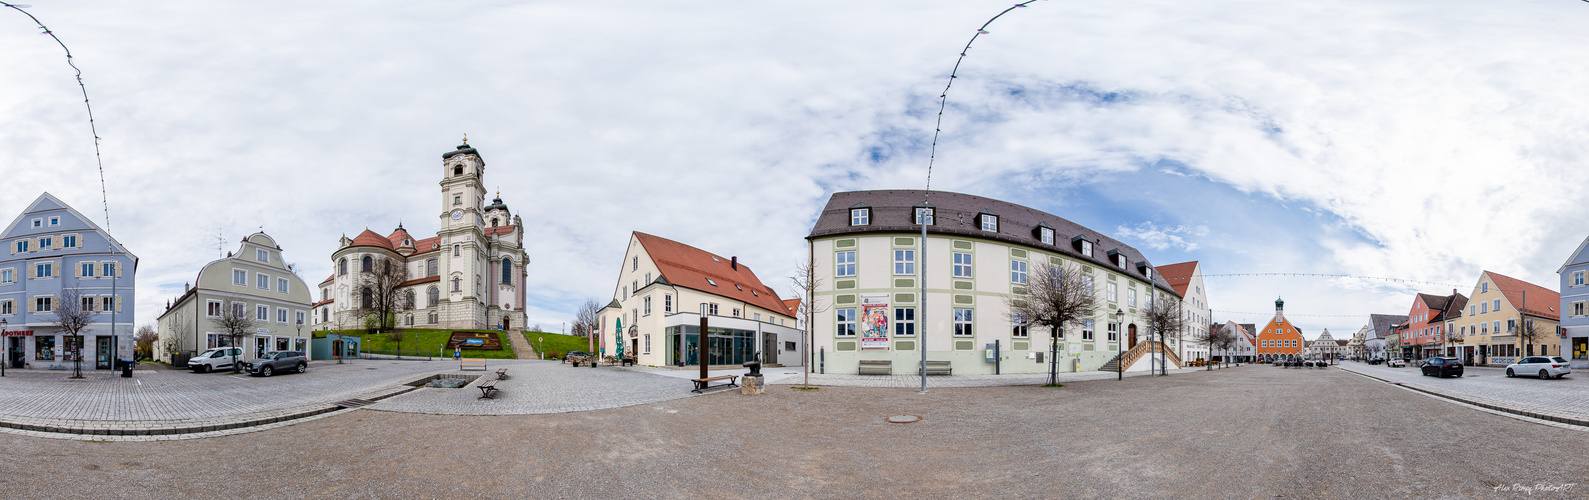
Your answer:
[1,366,1586,499]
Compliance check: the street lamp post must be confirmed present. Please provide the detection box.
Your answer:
[1,317,7,377]
[1115,309,1124,381]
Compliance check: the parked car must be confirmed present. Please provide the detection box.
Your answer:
[188,347,244,373]
[1386,358,1407,368]
[1506,356,1571,379]
[1419,357,1463,378]
[242,351,308,377]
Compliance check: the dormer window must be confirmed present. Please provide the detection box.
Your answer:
[1038,226,1054,245]
[1072,236,1092,257]
[735,284,743,291]
[404,239,412,246]
[915,206,935,225]
[979,213,998,232]
[850,207,870,226]
[1107,249,1124,267]
[707,278,718,287]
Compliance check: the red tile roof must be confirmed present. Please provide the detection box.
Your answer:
[783,298,801,316]
[411,236,440,254]
[349,229,395,250]
[1157,261,1199,296]
[1485,270,1561,319]
[312,298,334,307]
[320,275,333,285]
[634,232,794,319]
[485,225,516,237]
[387,227,415,248]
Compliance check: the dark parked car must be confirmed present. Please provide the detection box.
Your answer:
[242,351,308,377]
[1420,357,1463,378]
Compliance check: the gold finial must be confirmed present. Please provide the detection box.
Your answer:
[462,133,468,144]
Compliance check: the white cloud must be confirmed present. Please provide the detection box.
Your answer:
[2,0,1586,336]
[1115,222,1209,252]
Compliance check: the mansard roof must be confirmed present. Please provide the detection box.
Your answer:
[809,190,1177,296]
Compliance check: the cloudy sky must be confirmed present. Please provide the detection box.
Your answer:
[4,0,1588,338]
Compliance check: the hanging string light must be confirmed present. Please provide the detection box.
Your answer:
[3,2,113,229]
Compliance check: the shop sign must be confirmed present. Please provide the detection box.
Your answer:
[860,294,889,349]
[1,330,33,336]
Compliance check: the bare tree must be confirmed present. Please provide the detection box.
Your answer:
[52,287,94,378]
[791,257,829,387]
[134,324,158,361]
[575,298,601,339]
[1517,318,1547,358]
[214,296,258,374]
[356,256,409,332]
[1194,325,1235,371]
[1145,293,1187,375]
[1008,262,1096,386]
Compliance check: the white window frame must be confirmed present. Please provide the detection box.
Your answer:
[851,208,870,226]
[952,252,973,278]
[257,273,270,290]
[1492,299,1501,311]
[643,296,652,316]
[1039,227,1054,245]
[1108,322,1119,342]
[643,333,652,355]
[1082,319,1095,340]
[1107,282,1118,303]
[894,307,915,337]
[980,214,998,232]
[48,216,59,226]
[1011,313,1028,338]
[256,305,269,321]
[277,307,289,324]
[1010,260,1027,284]
[206,300,223,317]
[0,268,11,284]
[0,300,12,316]
[664,294,673,313]
[894,249,915,275]
[1080,240,1093,257]
[233,269,247,286]
[1576,271,1586,287]
[80,262,95,278]
[953,308,973,337]
[836,308,856,337]
[35,296,53,313]
[1082,275,1094,296]
[13,240,26,253]
[915,207,935,225]
[1128,288,1137,307]
[295,310,306,325]
[278,277,290,294]
[34,262,53,279]
[835,251,856,277]
[257,249,269,262]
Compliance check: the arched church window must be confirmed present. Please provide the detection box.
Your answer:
[404,290,416,310]
[338,258,347,276]
[427,286,440,307]
[452,276,461,292]
[502,259,512,285]
[491,218,499,227]
[361,256,372,272]
[360,288,372,309]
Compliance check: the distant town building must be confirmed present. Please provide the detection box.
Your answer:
[1365,314,1406,360]
[1557,236,1589,368]
[0,193,137,370]
[597,232,800,367]
[1255,298,1304,362]
[1451,271,1558,366]
[1401,290,1466,360]
[1160,261,1210,363]
[1307,328,1347,359]
[317,140,528,332]
[155,232,313,363]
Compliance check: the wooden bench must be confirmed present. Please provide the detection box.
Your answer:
[494,368,509,380]
[858,359,892,375]
[691,375,738,393]
[460,358,487,371]
[477,379,500,399]
[924,360,953,376]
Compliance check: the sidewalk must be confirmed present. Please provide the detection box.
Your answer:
[763,365,1218,388]
[1338,362,1589,427]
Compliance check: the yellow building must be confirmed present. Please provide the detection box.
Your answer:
[1451,271,1561,366]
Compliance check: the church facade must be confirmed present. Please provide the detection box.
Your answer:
[314,141,528,332]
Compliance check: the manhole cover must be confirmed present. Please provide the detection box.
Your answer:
[886,415,921,424]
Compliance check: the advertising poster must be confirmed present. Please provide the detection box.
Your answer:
[860,294,890,349]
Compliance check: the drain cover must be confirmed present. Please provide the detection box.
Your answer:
[334,399,376,408]
[886,415,921,424]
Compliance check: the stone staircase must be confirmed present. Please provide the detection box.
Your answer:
[1099,341,1182,372]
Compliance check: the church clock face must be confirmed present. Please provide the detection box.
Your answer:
[450,209,463,220]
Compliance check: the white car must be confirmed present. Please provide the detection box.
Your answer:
[188,347,244,373]
[1387,358,1407,368]
[1505,356,1571,379]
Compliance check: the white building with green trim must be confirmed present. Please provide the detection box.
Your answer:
[155,232,313,363]
[805,190,1182,375]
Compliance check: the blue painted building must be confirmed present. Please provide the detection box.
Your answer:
[0,193,137,370]
[1559,235,1589,368]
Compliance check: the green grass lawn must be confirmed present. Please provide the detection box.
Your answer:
[316,329,517,359]
[523,331,593,360]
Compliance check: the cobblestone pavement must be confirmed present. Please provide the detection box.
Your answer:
[365,361,714,415]
[767,364,1208,387]
[3,365,1587,498]
[1338,360,1589,424]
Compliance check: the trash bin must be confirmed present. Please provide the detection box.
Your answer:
[120,359,133,378]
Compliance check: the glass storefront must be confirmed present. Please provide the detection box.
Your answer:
[667,326,757,366]
[35,336,54,361]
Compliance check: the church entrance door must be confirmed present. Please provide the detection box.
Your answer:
[1128,325,1138,349]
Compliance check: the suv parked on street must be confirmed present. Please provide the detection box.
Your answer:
[188,347,244,373]
[242,351,308,377]
[1506,356,1571,379]
[1419,357,1463,378]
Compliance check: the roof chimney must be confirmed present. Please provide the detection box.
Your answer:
[730,256,738,270]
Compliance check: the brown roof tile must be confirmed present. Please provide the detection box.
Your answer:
[1157,261,1199,296]
[349,229,395,251]
[1485,270,1561,319]
[634,232,794,319]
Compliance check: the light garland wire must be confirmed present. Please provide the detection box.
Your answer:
[3,2,112,229]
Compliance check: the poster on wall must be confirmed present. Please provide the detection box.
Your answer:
[860,294,890,349]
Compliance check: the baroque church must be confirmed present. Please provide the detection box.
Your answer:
[313,140,528,332]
